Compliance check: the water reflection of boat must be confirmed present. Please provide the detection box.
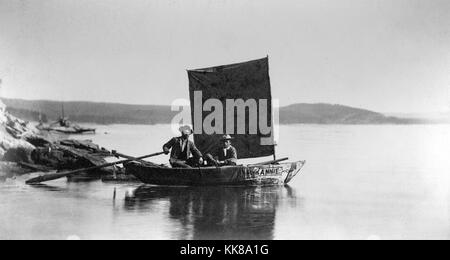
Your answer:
[124,185,296,240]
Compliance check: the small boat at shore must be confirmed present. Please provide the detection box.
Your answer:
[37,125,96,135]
[125,57,306,186]
[125,161,305,186]
[37,105,96,134]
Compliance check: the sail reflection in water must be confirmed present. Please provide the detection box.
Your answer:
[124,185,297,240]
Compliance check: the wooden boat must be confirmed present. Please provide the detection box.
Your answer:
[126,57,306,186]
[38,125,96,134]
[125,161,305,186]
[36,104,96,134]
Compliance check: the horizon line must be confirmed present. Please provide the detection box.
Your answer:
[1,95,448,115]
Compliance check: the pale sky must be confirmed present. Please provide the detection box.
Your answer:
[0,0,449,113]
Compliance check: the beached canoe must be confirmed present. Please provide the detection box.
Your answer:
[125,161,305,186]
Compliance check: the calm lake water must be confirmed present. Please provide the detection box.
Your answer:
[0,124,449,240]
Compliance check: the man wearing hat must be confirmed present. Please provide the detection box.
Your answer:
[163,125,203,168]
[205,135,238,167]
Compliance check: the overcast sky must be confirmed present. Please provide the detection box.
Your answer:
[0,0,449,113]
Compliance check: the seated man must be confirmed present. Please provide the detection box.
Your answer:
[205,135,238,166]
[163,125,203,168]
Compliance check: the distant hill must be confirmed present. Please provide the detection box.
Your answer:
[1,98,429,125]
[5,107,48,123]
[279,103,421,124]
[2,99,178,125]
[386,112,450,124]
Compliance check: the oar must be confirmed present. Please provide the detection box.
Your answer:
[25,151,165,184]
[248,157,289,167]
[111,151,164,168]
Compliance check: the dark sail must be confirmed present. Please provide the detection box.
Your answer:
[188,57,275,159]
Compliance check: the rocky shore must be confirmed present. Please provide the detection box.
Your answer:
[0,99,120,181]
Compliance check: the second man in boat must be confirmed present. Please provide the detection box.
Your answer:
[205,135,238,166]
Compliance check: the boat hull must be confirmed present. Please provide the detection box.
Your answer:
[125,161,305,186]
[37,126,96,135]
